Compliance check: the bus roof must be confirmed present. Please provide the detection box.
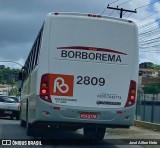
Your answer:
[49,12,135,24]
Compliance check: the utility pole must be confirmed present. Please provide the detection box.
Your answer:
[107,5,137,18]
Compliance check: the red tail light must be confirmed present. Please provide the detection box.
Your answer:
[40,74,52,103]
[125,80,136,107]
[18,103,20,109]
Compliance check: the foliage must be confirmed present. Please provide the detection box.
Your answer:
[9,87,20,96]
[143,83,160,94]
[139,63,160,94]
[139,62,160,70]
[0,65,20,85]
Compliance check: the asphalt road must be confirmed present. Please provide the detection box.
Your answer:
[0,118,157,148]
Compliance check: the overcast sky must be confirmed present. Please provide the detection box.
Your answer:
[0,0,160,68]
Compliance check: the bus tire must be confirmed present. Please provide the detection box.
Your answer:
[20,108,26,127]
[20,119,26,127]
[83,127,106,141]
[26,103,34,136]
[26,120,33,136]
[20,113,26,127]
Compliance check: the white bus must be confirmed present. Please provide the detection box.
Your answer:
[19,12,139,140]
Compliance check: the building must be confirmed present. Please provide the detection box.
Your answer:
[138,69,160,103]
[138,69,160,93]
[139,68,160,77]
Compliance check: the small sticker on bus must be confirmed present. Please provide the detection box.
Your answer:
[96,100,121,105]
[97,93,122,99]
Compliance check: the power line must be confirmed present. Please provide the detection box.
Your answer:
[138,20,160,31]
[140,42,160,46]
[109,10,115,16]
[140,42,160,47]
[140,50,160,52]
[101,0,121,15]
[140,49,160,52]
[101,0,136,17]
[101,0,160,21]
[136,0,160,10]
[135,1,160,24]
[139,27,160,37]
[107,5,137,18]
[138,20,160,32]
[109,0,121,5]
[140,51,160,53]
[139,37,160,44]
[0,61,23,67]
[136,10,160,23]
[101,6,108,15]
[138,12,160,51]
[138,22,160,51]
[140,39,160,45]
[126,12,133,19]
[139,35,160,43]
[139,43,160,48]
[139,36,160,44]
[139,26,160,40]
[139,31,159,39]
[138,20,160,44]
[140,40,160,45]
[139,35,160,47]
[118,0,132,6]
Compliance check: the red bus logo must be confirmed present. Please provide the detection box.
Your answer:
[50,74,74,97]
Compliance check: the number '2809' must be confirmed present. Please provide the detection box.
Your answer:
[76,76,105,86]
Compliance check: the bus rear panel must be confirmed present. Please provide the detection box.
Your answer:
[20,13,138,138]
[36,13,138,126]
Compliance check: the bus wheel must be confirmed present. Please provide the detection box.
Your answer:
[20,118,26,127]
[26,106,34,136]
[83,127,106,141]
[20,110,26,127]
[26,120,34,136]
[20,114,26,127]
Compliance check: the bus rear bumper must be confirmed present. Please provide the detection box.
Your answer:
[31,98,136,128]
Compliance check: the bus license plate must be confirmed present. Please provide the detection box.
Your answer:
[80,112,97,119]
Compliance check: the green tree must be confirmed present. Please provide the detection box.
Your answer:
[143,83,160,94]
[154,64,160,70]
[0,65,20,85]
[9,87,20,96]
[139,62,160,70]
[0,65,5,69]
[139,62,154,69]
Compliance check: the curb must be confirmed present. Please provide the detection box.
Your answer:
[134,120,160,131]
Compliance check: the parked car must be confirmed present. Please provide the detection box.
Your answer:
[0,90,4,95]
[0,96,20,120]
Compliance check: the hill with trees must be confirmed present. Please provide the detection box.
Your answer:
[139,62,160,70]
[0,65,20,85]
[0,65,20,96]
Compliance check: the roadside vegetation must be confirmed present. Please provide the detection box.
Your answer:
[140,62,160,94]
[0,65,20,96]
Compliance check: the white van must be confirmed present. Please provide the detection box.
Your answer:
[19,12,139,140]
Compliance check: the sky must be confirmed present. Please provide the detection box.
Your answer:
[0,0,160,68]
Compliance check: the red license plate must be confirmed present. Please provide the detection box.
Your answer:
[80,112,97,119]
